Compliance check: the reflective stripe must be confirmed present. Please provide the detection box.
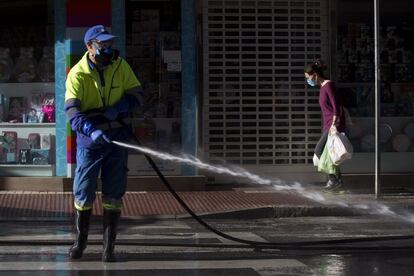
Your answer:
[102,197,123,210]
[102,202,122,210]
[74,202,92,211]
[64,98,81,110]
[66,106,80,119]
[64,98,82,120]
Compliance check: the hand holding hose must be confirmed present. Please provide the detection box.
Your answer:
[90,129,112,144]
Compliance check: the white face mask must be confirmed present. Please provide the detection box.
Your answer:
[307,78,317,87]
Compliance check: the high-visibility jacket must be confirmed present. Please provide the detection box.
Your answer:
[65,52,142,148]
[66,51,140,110]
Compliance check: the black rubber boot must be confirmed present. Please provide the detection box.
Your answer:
[102,208,121,262]
[69,209,92,259]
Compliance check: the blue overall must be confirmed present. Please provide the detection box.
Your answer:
[73,144,128,210]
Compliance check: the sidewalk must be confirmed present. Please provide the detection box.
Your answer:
[1,187,414,220]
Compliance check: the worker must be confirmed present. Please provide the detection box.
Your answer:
[65,25,144,262]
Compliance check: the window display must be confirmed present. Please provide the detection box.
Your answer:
[125,0,182,175]
[338,21,414,116]
[0,92,55,124]
[0,1,55,176]
[335,0,414,156]
[320,1,414,178]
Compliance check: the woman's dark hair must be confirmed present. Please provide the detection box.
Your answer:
[304,59,327,78]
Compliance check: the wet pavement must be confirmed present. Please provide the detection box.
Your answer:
[0,215,414,275]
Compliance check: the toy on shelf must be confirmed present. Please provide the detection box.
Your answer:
[0,48,13,82]
[19,149,30,164]
[7,97,25,123]
[1,131,18,163]
[28,133,41,149]
[14,47,37,83]
[41,93,55,123]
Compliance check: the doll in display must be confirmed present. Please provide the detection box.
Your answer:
[41,96,55,123]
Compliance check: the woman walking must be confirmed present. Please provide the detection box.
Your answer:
[305,59,346,191]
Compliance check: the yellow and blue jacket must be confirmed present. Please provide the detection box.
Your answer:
[65,51,143,148]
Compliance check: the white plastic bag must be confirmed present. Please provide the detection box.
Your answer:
[313,154,320,167]
[327,127,353,165]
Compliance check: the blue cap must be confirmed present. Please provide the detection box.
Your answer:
[84,25,117,45]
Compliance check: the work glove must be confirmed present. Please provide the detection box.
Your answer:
[90,129,111,145]
[103,99,129,121]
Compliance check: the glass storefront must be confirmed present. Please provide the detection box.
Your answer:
[334,0,414,173]
[124,0,182,175]
[0,0,192,179]
[0,1,56,176]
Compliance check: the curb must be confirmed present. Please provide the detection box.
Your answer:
[0,205,359,222]
[8,204,414,222]
[175,205,359,220]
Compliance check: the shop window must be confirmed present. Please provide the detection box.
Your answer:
[0,1,55,176]
[336,0,414,157]
[125,0,182,175]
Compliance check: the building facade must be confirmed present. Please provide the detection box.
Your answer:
[0,0,413,185]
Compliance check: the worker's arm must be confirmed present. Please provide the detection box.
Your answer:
[103,86,145,120]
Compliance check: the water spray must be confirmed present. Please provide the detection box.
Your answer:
[110,136,414,249]
[112,140,414,224]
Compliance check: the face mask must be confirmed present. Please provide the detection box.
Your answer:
[307,78,317,87]
[93,43,119,68]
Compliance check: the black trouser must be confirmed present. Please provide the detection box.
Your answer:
[315,131,341,179]
[315,131,328,159]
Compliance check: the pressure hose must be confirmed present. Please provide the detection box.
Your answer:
[110,124,414,249]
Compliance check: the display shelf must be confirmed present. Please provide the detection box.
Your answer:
[0,164,52,168]
[0,123,55,127]
[1,124,55,138]
[0,164,55,177]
